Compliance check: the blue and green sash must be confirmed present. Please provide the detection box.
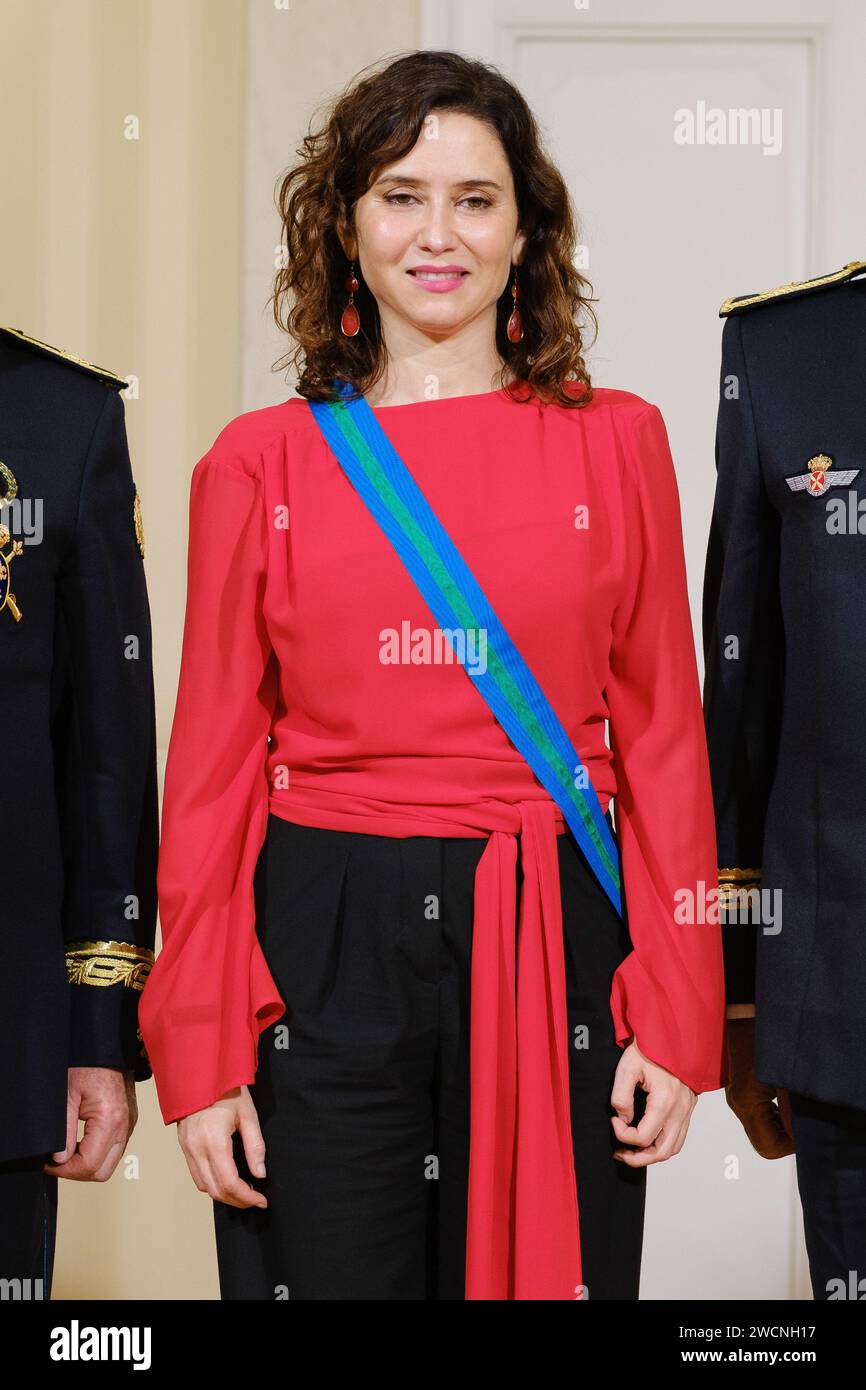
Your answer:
[307,379,622,914]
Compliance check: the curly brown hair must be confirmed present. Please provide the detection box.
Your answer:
[271,49,596,409]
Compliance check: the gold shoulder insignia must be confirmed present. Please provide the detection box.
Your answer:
[0,325,127,389]
[133,487,145,558]
[719,260,866,318]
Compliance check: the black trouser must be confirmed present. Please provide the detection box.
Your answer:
[214,815,646,1300]
[0,1153,57,1300]
[789,1091,866,1300]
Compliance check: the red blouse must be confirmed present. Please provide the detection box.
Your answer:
[139,382,726,1296]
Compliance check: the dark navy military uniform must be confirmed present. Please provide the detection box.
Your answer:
[0,327,158,1296]
[702,261,866,1298]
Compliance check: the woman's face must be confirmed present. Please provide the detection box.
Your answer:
[348,110,527,342]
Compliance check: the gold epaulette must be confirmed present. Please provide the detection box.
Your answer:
[719,260,866,318]
[0,325,127,389]
[65,940,154,992]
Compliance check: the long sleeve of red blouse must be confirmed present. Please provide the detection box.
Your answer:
[606,405,727,1092]
[138,433,285,1123]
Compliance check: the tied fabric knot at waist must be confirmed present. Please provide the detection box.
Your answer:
[269,788,587,1301]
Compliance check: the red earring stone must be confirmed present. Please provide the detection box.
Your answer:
[341,262,361,337]
[506,271,523,343]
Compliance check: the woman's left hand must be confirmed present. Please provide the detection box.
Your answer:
[609,1039,697,1166]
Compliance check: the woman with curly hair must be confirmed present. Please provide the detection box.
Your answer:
[139,48,726,1301]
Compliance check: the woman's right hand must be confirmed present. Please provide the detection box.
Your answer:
[177,1085,268,1208]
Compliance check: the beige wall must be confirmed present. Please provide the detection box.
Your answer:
[0,0,417,1298]
[240,0,421,410]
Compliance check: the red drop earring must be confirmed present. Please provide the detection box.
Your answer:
[506,268,523,343]
[341,261,361,337]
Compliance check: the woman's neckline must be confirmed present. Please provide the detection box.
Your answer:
[365,383,520,411]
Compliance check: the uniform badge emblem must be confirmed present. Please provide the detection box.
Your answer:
[133,487,145,558]
[785,453,859,497]
[0,460,23,622]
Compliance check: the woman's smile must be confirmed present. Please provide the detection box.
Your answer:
[406,265,470,293]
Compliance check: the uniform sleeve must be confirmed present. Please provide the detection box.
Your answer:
[605,404,727,1093]
[138,436,285,1123]
[54,387,158,1080]
[701,317,784,1005]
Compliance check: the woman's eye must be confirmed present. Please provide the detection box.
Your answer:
[383,193,492,209]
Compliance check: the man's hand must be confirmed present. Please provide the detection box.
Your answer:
[43,1067,138,1181]
[177,1086,268,1210]
[725,1016,794,1158]
[610,1039,698,1166]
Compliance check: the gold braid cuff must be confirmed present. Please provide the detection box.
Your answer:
[718,867,761,910]
[65,940,154,992]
